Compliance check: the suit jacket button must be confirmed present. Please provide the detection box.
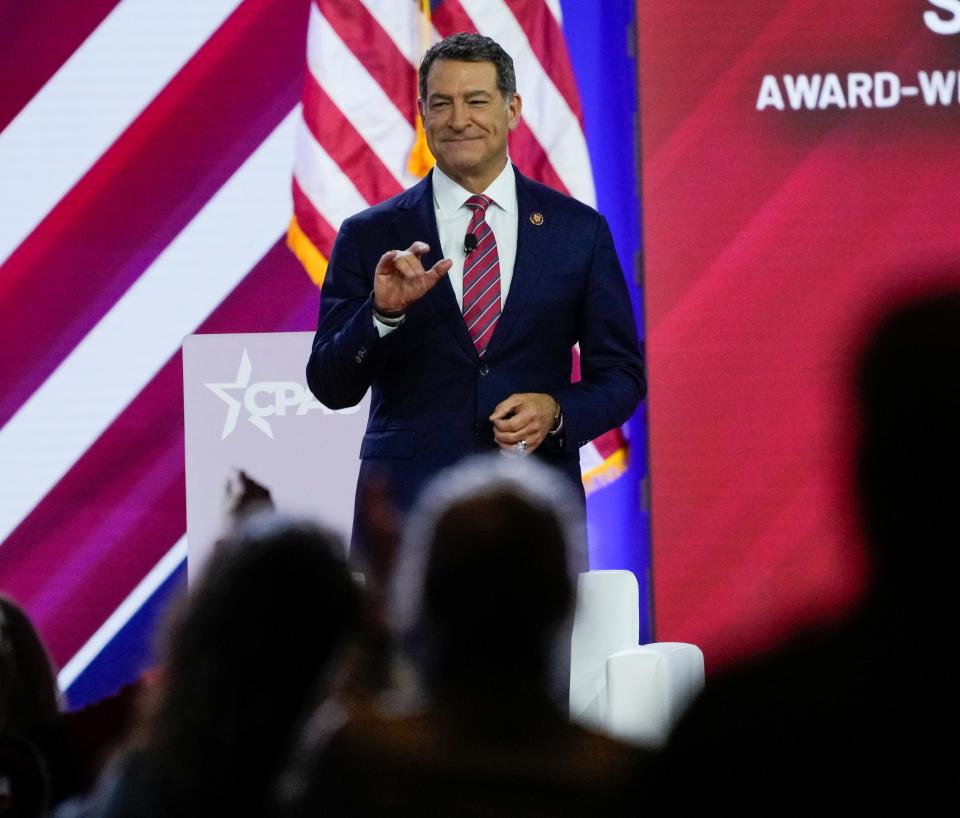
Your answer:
[479,363,489,376]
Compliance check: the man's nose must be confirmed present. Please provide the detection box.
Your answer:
[449,102,469,130]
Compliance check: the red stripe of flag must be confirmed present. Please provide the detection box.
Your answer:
[292,178,338,261]
[431,0,475,36]
[509,122,570,195]
[0,0,312,428]
[301,72,405,205]
[315,0,418,125]
[592,428,627,460]
[501,0,584,124]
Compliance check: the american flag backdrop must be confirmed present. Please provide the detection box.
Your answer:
[0,0,648,708]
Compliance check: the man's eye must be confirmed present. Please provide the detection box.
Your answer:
[431,101,450,110]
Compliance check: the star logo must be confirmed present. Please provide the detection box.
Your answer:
[204,349,268,439]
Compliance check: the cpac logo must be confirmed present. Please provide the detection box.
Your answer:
[205,349,360,440]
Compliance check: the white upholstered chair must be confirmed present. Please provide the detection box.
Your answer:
[569,570,704,747]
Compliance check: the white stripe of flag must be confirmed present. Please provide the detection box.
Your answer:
[358,0,421,66]
[544,0,563,23]
[294,123,371,229]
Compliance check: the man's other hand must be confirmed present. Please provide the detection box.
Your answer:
[490,392,559,454]
[373,241,452,313]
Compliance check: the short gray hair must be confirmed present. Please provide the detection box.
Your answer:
[418,32,517,101]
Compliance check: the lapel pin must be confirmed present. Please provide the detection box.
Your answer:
[529,212,544,226]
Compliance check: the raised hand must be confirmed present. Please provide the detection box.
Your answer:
[373,241,452,313]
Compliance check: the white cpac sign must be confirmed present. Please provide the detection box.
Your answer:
[205,349,360,439]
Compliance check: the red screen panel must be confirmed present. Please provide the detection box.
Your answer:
[638,0,960,669]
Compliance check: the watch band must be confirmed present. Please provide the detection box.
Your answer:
[548,404,564,437]
[371,293,406,326]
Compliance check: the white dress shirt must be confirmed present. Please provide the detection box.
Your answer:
[374,161,518,335]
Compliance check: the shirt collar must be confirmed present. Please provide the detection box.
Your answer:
[432,161,518,219]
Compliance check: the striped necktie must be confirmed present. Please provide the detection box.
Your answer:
[461,194,501,356]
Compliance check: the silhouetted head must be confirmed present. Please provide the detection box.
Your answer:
[854,288,960,600]
[0,595,59,735]
[139,514,362,815]
[395,455,583,688]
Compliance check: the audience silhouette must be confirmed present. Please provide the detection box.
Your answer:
[278,455,647,818]
[1,594,60,817]
[56,514,361,818]
[21,291,958,817]
[651,289,960,814]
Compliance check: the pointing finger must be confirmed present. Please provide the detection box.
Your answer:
[377,249,399,267]
[430,258,453,278]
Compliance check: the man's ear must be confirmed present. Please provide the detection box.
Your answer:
[417,97,426,121]
[507,93,522,131]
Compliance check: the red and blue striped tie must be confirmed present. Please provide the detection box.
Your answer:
[462,194,501,356]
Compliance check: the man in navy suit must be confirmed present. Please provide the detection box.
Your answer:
[306,33,644,543]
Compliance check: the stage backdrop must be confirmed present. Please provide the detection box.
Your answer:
[0,0,647,709]
[639,0,960,670]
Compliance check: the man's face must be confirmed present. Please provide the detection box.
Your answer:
[418,59,521,190]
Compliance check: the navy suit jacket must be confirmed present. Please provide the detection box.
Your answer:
[306,166,645,523]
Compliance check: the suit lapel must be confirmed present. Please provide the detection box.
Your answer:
[484,167,545,359]
[393,172,477,360]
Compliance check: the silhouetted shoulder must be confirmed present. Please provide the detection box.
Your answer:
[309,702,648,818]
[655,610,957,814]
